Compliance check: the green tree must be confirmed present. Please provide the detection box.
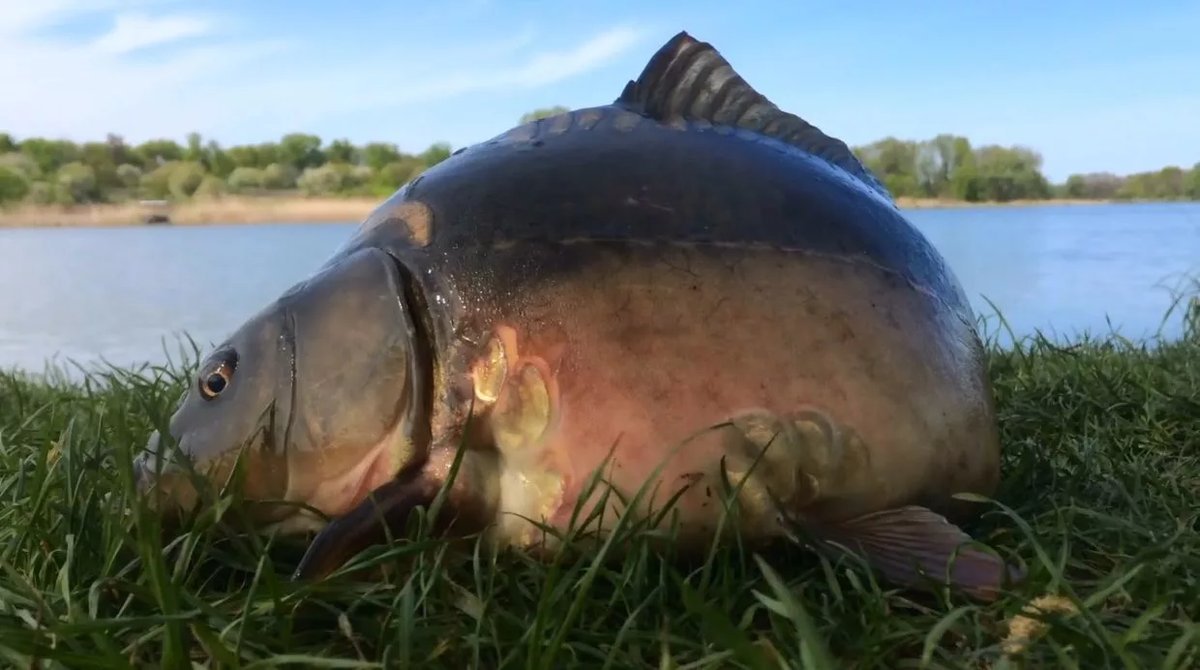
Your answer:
[205,141,237,178]
[262,163,298,189]
[139,164,174,199]
[325,139,359,164]
[25,181,54,205]
[1064,174,1086,198]
[56,162,97,203]
[227,167,264,192]
[1062,172,1122,199]
[105,133,135,167]
[184,133,205,162]
[0,152,39,179]
[226,146,260,169]
[296,165,344,195]
[0,165,29,203]
[420,142,452,168]
[362,142,402,171]
[5,126,1191,206]
[374,159,424,192]
[942,145,1050,202]
[914,142,943,196]
[80,141,121,194]
[116,164,142,188]
[1186,164,1200,199]
[133,140,184,169]
[949,163,981,201]
[519,106,570,124]
[20,138,80,174]
[1153,167,1185,199]
[278,133,324,170]
[254,143,281,167]
[193,175,226,199]
[345,165,374,191]
[167,162,207,199]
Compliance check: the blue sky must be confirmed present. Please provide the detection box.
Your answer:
[1,1,1197,182]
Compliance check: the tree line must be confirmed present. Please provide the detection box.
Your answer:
[0,129,453,206]
[853,134,1200,202]
[0,108,1197,206]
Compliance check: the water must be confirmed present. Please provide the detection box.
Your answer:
[1,202,1198,375]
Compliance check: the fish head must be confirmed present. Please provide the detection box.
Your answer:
[133,246,431,528]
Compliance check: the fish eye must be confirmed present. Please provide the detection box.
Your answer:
[198,350,238,400]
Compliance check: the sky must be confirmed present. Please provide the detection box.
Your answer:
[1,0,1197,182]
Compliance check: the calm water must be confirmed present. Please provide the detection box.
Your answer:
[1,202,1198,375]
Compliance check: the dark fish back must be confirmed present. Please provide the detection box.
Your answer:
[341,31,973,319]
[375,107,969,314]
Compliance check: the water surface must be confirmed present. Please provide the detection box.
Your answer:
[1,202,1197,375]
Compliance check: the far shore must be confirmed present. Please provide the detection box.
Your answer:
[0,196,383,229]
[0,194,1138,229]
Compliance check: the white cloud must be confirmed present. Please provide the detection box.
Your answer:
[0,1,648,147]
[486,26,646,90]
[0,0,172,37]
[0,2,283,141]
[92,13,213,54]
[392,25,646,100]
[225,24,650,126]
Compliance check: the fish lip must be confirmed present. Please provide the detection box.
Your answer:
[133,429,173,493]
[131,443,153,493]
[131,428,197,516]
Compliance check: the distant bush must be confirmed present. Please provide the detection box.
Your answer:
[0,165,29,204]
[56,162,97,203]
[139,163,175,199]
[296,165,345,196]
[262,163,299,190]
[193,175,226,199]
[24,182,53,205]
[116,163,142,188]
[346,165,373,189]
[226,167,264,192]
[167,162,207,199]
[519,106,570,124]
[2,116,1194,206]
[376,159,424,190]
[0,152,39,179]
[419,142,452,167]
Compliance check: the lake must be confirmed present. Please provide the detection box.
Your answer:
[1,202,1198,376]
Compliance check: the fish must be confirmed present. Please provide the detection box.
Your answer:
[133,30,1024,600]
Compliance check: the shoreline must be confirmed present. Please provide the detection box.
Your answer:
[0,196,383,229]
[0,194,1147,229]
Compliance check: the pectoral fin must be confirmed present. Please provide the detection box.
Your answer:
[292,468,443,581]
[801,505,1025,601]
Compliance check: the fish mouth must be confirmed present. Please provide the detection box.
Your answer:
[131,433,158,496]
[132,424,276,517]
[133,429,180,496]
[130,430,205,517]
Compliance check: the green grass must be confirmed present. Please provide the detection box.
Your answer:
[1,299,1199,669]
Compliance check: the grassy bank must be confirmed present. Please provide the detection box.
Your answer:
[0,195,1119,229]
[1,315,1198,668]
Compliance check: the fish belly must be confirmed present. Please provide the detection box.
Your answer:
[473,243,999,551]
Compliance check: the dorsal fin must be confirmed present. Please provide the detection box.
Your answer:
[616,31,891,200]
